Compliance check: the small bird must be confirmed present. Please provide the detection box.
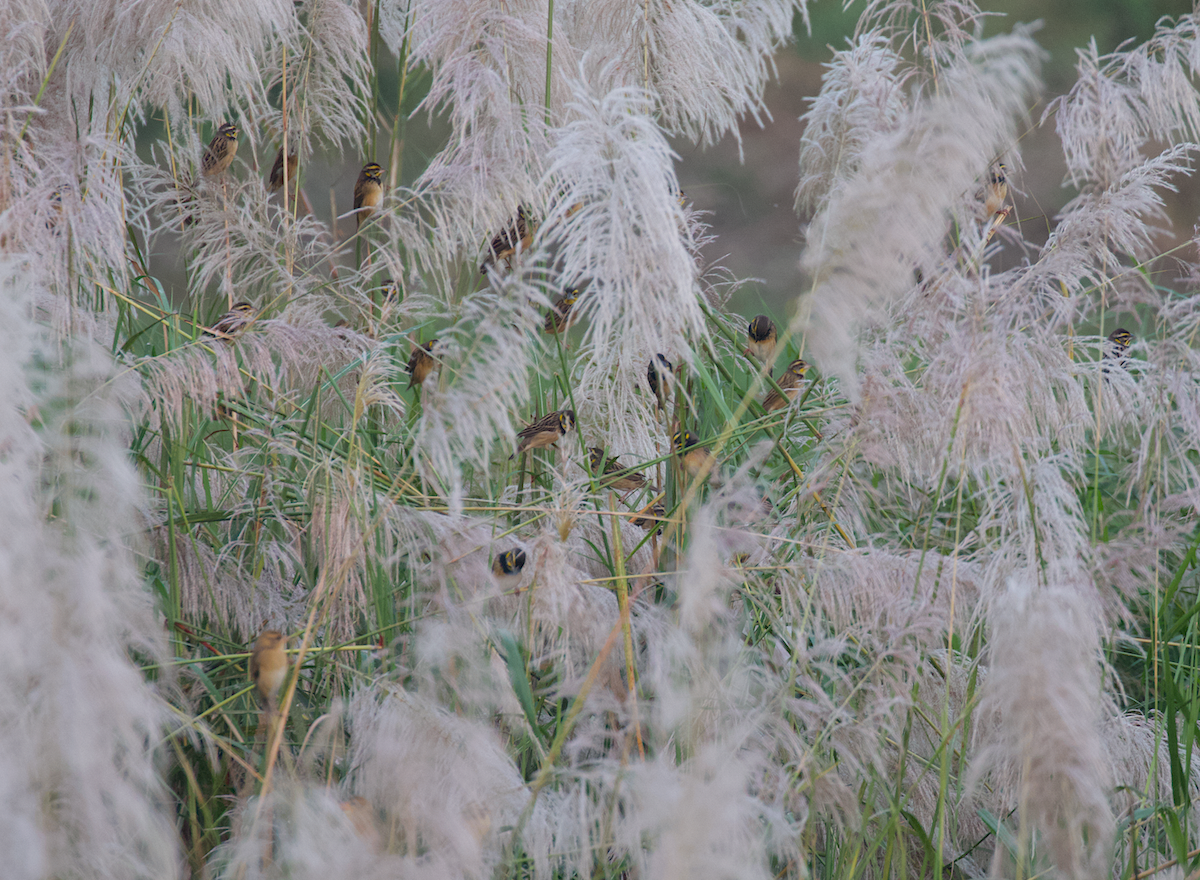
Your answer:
[249,629,288,709]
[631,500,666,534]
[762,358,809,413]
[544,286,581,334]
[353,162,385,229]
[647,353,673,408]
[984,162,1008,217]
[492,548,527,590]
[266,146,298,192]
[744,315,777,366]
[406,340,437,390]
[1105,327,1133,359]
[1103,328,1134,380]
[481,206,537,274]
[204,301,256,339]
[380,278,400,303]
[200,123,239,177]
[514,409,575,456]
[673,430,715,482]
[588,447,649,493]
[45,184,70,231]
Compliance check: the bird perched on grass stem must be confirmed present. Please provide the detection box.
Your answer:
[492,548,526,590]
[481,206,537,274]
[250,629,288,710]
[1103,328,1133,381]
[180,122,238,225]
[544,286,581,334]
[1105,327,1133,359]
[672,430,715,483]
[204,301,256,340]
[266,146,298,193]
[200,123,239,177]
[44,185,70,232]
[406,340,437,390]
[984,162,1008,217]
[744,315,777,366]
[514,409,575,456]
[353,162,384,229]
[762,359,809,413]
[647,353,673,408]
[588,447,649,494]
[631,500,666,534]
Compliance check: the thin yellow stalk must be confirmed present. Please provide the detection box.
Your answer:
[609,491,644,758]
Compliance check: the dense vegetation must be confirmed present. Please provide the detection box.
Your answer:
[5,1,1200,878]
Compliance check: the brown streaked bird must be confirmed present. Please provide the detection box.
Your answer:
[249,629,288,709]
[200,122,239,177]
[204,301,256,339]
[984,162,1008,217]
[762,358,809,413]
[588,447,649,493]
[406,339,437,390]
[544,286,581,334]
[1103,327,1134,381]
[744,315,777,366]
[480,205,537,274]
[353,162,385,229]
[46,184,71,231]
[671,188,690,233]
[266,146,298,193]
[647,353,673,407]
[631,500,666,534]
[491,548,527,590]
[514,408,575,456]
[672,430,715,482]
[1106,327,1133,358]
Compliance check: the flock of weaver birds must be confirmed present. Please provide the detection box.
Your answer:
[230,305,813,724]
[191,121,817,507]
[237,314,809,723]
[187,125,1139,718]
